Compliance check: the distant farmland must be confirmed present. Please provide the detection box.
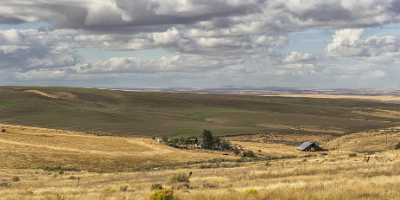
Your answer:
[1,86,400,136]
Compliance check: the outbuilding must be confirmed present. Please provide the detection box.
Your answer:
[297,141,322,152]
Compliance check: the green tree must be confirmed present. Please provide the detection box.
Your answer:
[201,129,214,149]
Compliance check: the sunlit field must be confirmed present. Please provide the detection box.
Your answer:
[1,123,400,200]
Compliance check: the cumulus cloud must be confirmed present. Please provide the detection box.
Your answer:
[16,68,67,80]
[283,51,315,63]
[72,53,242,74]
[2,0,400,88]
[0,29,78,71]
[327,28,400,57]
[0,0,260,31]
[2,0,400,31]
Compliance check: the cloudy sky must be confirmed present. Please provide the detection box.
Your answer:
[1,0,400,89]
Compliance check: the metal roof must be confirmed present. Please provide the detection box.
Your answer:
[297,141,319,151]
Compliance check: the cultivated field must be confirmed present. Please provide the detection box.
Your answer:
[0,123,400,200]
[2,87,400,136]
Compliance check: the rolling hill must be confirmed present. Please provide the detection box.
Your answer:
[1,86,400,136]
[1,123,400,200]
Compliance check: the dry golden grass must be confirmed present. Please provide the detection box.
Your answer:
[1,123,400,200]
[0,124,232,172]
[327,128,400,153]
[24,89,77,100]
[1,152,400,200]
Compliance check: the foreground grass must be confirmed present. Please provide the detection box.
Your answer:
[1,154,399,200]
[0,124,400,200]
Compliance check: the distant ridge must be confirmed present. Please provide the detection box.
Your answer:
[108,87,400,96]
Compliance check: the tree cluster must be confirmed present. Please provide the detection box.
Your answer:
[163,130,232,151]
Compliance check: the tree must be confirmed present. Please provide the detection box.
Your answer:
[201,129,214,149]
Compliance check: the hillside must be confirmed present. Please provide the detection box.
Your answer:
[0,123,235,172]
[1,123,400,200]
[1,87,400,136]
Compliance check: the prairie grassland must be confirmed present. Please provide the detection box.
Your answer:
[0,124,233,172]
[1,151,400,200]
[1,124,400,200]
[264,93,400,103]
[2,86,400,136]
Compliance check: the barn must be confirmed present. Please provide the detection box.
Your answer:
[297,141,322,151]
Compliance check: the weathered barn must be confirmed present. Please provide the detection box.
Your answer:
[297,141,322,151]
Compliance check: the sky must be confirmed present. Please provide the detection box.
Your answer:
[1,1,400,89]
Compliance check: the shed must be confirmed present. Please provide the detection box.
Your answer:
[297,141,322,151]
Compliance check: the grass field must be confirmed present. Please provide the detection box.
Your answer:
[0,123,400,200]
[1,86,400,136]
[0,124,233,172]
[2,87,400,199]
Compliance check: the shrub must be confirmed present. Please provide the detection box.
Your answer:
[218,139,232,150]
[166,138,180,148]
[1,129,5,133]
[12,176,20,182]
[149,189,175,200]
[0,182,11,188]
[43,165,81,172]
[202,181,218,189]
[395,142,400,150]
[348,153,357,157]
[120,185,129,192]
[242,150,256,158]
[244,188,258,196]
[55,193,65,200]
[169,173,190,184]
[151,184,164,191]
[232,147,241,156]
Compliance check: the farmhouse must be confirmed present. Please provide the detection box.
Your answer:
[153,137,164,144]
[297,141,322,152]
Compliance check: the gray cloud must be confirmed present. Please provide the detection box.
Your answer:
[2,0,399,32]
[2,0,400,88]
[327,28,400,57]
[0,29,78,72]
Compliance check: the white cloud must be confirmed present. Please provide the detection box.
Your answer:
[0,29,78,71]
[2,0,400,88]
[326,29,365,57]
[327,28,400,57]
[16,69,67,80]
[284,51,315,63]
[152,27,181,45]
[75,53,242,74]
[0,29,22,43]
